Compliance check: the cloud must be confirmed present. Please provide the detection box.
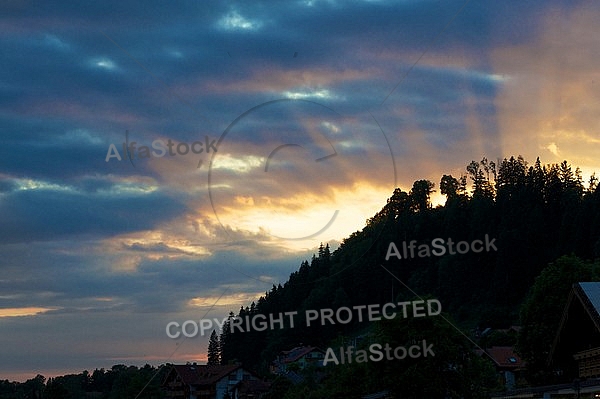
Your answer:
[1,0,599,381]
[0,307,58,318]
[0,179,184,244]
[492,2,600,171]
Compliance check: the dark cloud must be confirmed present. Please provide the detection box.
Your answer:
[0,0,597,382]
[0,186,184,243]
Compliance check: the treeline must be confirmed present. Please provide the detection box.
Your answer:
[215,156,600,396]
[0,365,166,399]
[6,156,599,398]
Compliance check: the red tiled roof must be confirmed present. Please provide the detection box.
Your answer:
[485,347,524,369]
[280,346,323,363]
[171,363,242,385]
[171,364,199,385]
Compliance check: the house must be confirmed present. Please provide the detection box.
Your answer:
[479,346,525,390]
[162,363,270,399]
[488,283,600,398]
[270,346,325,374]
[549,282,600,380]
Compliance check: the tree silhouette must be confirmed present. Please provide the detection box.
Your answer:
[207,329,221,365]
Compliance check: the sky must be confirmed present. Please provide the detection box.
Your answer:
[1,0,600,383]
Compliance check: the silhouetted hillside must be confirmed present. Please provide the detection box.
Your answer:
[219,156,600,397]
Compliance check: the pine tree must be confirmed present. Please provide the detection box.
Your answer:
[409,179,435,212]
[220,312,236,364]
[207,330,220,365]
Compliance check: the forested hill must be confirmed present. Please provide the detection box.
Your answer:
[219,155,600,372]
